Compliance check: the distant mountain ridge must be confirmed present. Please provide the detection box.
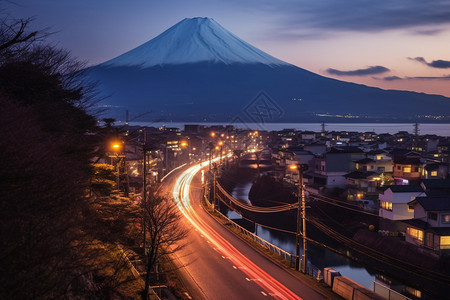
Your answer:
[86,17,450,123]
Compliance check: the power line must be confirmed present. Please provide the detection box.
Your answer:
[309,194,381,218]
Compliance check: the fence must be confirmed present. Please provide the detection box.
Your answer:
[214,206,323,280]
[374,282,412,300]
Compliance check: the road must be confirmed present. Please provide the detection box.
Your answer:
[166,160,333,300]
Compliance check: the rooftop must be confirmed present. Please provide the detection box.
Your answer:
[410,196,450,211]
[355,158,375,164]
[421,178,450,189]
[387,185,424,193]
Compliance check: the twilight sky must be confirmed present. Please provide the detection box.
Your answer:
[4,0,450,97]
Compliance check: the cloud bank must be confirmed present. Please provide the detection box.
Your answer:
[409,57,450,69]
[327,66,390,76]
[243,0,450,35]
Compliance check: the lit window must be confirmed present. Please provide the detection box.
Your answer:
[407,227,423,243]
[405,286,422,298]
[381,201,392,211]
[442,214,450,224]
[376,155,383,160]
[408,205,414,212]
[440,236,450,249]
[403,167,411,173]
[431,171,437,177]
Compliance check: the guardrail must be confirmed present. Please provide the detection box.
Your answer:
[203,178,323,280]
[215,208,297,267]
[374,282,412,300]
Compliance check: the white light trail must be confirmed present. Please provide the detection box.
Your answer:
[172,159,302,300]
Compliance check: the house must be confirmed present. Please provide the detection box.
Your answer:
[310,146,365,188]
[393,157,423,185]
[300,131,316,143]
[304,143,327,156]
[345,171,382,200]
[355,157,393,174]
[378,185,425,221]
[422,162,448,180]
[404,196,450,253]
[283,149,315,168]
[420,178,450,196]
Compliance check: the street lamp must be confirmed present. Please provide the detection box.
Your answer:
[289,163,308,273]
[218,141,223,164]
[109,139,123,189]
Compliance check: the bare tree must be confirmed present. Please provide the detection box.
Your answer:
[142,187,188,299]
[0,15,113,298]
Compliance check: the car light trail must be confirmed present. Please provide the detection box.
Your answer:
[173,160,302,300]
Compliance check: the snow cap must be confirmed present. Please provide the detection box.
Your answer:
[101,17,289,68]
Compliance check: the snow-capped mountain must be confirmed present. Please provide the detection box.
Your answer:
[101,17,288,68]
[86,17,450,123]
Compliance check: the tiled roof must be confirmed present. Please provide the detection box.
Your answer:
[411,196,450,211]
[345,171,378,179]
[355,158,375,164]
[394,157,423,165]
[421,178,450,189]
[388,185,424,193]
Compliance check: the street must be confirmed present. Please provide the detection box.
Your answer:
[164,161,333,300]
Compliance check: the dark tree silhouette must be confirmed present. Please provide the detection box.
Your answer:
[142,187,188,299]
[0,15,109,298]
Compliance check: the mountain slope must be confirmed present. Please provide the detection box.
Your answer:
[101,17,288,68]
[86,17,450,123]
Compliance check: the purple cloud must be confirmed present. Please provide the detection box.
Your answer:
[327,66,390,76]
[409,57,450,69]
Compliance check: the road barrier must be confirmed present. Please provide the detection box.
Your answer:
[203,179,323,279]
[215,208,297,267]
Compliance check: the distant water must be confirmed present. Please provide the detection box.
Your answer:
[125,122,450,136]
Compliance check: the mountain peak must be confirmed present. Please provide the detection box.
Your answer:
[100,17,290,68]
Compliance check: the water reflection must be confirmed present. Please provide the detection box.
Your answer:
[225,173,439,299]
[256,224,375,290]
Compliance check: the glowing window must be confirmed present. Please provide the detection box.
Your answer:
[440,236,450,249]
[403,167,411,173]
[405,286,422,298]
[381,201,392,211]
[431,171,438,177]
[442,214,450,224]
[407,227,423,243]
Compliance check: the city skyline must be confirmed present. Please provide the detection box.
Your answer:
[4,0,450,97]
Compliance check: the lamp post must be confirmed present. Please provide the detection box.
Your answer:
[290,163,308,273]
[110,140,123,190]
[213,163,217,211]
[218,141,223,165]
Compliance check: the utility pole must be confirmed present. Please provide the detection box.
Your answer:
[142,131,147,255]
[213,164,217,210]
[300,165,307,274]
[413,123,419,151]
[292,164,308,273]
[321,122,326,134]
